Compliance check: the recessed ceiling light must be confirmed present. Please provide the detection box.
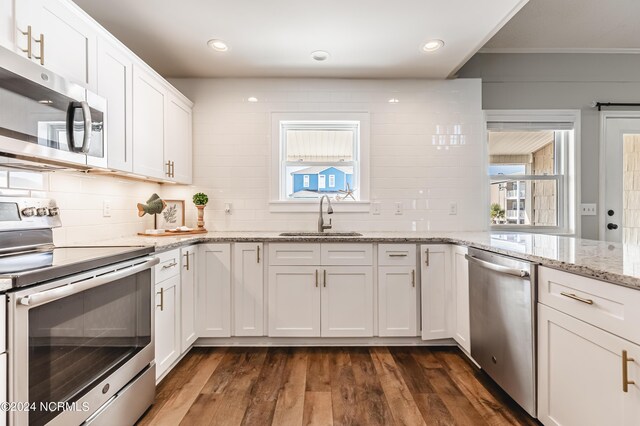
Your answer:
[311,50,330,61]
[247,97,258,103]
[207,39,229,52]
[422,39,444,52]
[388,98,400,103]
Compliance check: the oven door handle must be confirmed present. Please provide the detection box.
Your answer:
[464,254,530,278]
[18,257,159,308]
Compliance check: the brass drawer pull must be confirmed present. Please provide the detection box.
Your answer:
[315,269,318,288]
[323,269,327,287]
[411,269,415,287]
[162,261,178,270]
[425,248,430,266]
[34,33,44,65]
[389,253,408,257]
[183,252,190,270]
[560,291,594,305]
[157,287,164,311]
[257,245,260,263]
[20,26,32,58]
[623,350,636,393]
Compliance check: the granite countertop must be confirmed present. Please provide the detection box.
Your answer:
[97,231,640,290]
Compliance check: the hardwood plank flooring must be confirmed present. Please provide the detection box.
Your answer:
[137,347,540,426]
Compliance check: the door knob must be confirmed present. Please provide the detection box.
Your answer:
[607,223,619,230]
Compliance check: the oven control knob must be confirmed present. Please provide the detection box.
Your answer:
[48,207,60,216]
[36,207,49,216]
[21,207,36,217]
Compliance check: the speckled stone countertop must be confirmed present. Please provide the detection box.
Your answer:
[97,231,640,290]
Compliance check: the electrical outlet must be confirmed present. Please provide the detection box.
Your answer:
[103,200,111,217]
[449,202,457,215]
[395,202,403,215]
[371,202,381,215]
[581,203,597,216]
[224,203,232,214]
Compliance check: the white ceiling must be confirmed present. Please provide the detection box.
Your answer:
[483,0,640,51]
[72,0,527,78]
[489,131,554,156]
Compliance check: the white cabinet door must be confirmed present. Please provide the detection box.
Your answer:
[321,266,373,337]
[155,275,180,380]
[268,266,320,337]
[165,93,192,184]
[132,66,167,180]
[451,245,470,353]
[0,0,13,50]
[0,352,5,426]
[420,244,451,340]
[97,38,133,172]
[180,246,197,352]
[233,243,264,336]
[538,304,640,426]
[198,244,231,337]
[15,0,97,89]
[378,266,417,337]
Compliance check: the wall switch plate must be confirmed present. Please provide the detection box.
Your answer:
[224,203,232,214]
[395,202,403,215]
[449,202,457,215]
[371,202,381,215]
[103,200,111,217]
[581,203,597,216]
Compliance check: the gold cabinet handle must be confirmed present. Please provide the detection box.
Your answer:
[20,25,32,58]
[165,161,172,177]
[257,245,260,263]
[171,161,175,178]
[389,253,408,257]
[323,269,327,287]
[560,291,594,305]
[315,269,318,287]
[183,251,190,270]
[623,350,636,393]
[34,33,44,65]
[157,287,164,311]
[425,248,430,266]
[411,269,415,287]
[162,261,177,270]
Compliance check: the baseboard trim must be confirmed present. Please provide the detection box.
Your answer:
[194,336,456,347]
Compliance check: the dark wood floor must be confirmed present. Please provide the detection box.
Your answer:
[137,346,539,426]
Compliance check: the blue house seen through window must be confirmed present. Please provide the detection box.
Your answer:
[291,166,353,196]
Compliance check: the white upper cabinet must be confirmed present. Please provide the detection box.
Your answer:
[233,243,264,336]
[451,245,470,353]
[97,38,133,172]
[198,244,231,337]
[0,0,13,50]
[132,65,167,180]
[420,244,452,340]
[165,93,193,184]
[15,0,97,90]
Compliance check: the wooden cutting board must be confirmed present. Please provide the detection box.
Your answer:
[137,229,208,237]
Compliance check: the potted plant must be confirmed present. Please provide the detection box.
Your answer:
[192,193,209,229]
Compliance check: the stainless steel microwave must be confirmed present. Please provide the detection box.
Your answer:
[0,45,106,169]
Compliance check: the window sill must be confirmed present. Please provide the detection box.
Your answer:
[490,225,574,236]
[269,200,371,213]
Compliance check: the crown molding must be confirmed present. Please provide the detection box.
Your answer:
[478,47,640,54]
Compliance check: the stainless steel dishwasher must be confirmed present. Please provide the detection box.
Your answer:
[466,247,537,417]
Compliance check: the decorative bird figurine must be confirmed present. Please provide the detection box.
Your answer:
[137,193,167,217]
[336,183,356,201]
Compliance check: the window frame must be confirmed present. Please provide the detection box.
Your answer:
[270,112,370,212]
[484,110,581,235]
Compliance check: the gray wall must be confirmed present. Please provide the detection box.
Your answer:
[458,53,640,239]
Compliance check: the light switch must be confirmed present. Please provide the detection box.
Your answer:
[225,203,232,214]
[581,203,597,216]
[395,202,403,215]
[103,200,111,217]
[371,202,381,215]
[449,202,457,215]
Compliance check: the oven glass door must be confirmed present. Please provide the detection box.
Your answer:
[27,269,151,426]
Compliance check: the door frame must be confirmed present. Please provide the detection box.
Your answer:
[599,111,640,240]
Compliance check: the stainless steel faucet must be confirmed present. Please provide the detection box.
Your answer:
[318,195,334,232]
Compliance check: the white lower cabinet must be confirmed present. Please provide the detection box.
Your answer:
[180,246,197,352]
[420,244,451,340]
[233,243,264,336]
[198,244,231,337]
[378,266,417,336]
[321,266,373,337]
[451,245,470,352]
[155,274,180,379]
[268,266,320,337]
[538,304,640,426]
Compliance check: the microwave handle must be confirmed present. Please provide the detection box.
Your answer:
[66,100,92,153]
[18,257,159,308]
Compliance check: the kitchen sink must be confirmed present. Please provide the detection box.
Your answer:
[279,232,363,237]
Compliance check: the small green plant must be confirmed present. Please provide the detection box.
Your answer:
[193,192,209,206]
[490,203,505,222]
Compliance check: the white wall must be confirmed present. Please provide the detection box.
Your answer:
[163,78,485,232]
[458,52,640,239]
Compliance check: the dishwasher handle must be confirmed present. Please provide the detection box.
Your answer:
[465,254,530,278]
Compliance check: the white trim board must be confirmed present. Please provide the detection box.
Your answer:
[195,336,456,347]
[478,48,640,55]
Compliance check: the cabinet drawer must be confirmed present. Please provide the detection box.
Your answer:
[378,244,416,266]
[321,244,373,266]
[154,249,181,282]
[269,244,320,266]
[538,266,640,344]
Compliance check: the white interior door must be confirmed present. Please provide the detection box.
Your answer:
[603,116,640,243]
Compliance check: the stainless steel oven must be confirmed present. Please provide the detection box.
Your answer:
[0,45,106,169]
[7,256,158,426]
